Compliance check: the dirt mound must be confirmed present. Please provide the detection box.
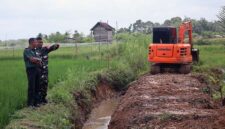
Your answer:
[109,74,225,129]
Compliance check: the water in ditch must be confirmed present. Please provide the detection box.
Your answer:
[82,98,119,129]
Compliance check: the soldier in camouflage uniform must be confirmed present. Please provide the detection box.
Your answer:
[36,37,60,104]
[23,38,42,107]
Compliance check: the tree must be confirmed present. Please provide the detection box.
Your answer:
[170,17,182,27]
[128,24,133,33]
[144,21,154,34]
[72,30,86,43]
[117,28,130,33]
[133,19,144,33]
[48,32,65,43]
[131,20,157,34]
[73,30,80,41]
[217,6,225,32]
[163,19,172,26]
[64,31,71,39]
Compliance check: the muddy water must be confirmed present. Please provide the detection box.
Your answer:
[82,98,119,129]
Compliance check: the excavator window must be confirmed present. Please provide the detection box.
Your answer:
[153,27,177,44]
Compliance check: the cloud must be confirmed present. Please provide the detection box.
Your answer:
[0,0,224,40]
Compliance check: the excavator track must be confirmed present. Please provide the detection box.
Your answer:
[150,63,192,74]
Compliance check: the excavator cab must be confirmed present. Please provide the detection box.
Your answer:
[148,22,199,74]
[153,27,177,44]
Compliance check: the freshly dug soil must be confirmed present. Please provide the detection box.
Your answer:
[109,74,225,129]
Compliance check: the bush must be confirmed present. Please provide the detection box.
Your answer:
[195,39,211,45]
[99,65,135,91]
[194,38,225,45]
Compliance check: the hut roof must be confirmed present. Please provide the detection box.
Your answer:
[91,22,115,31]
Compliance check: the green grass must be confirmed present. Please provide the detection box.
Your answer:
[194,38,225,45]
[193,44,225,100]
[0,59,26,127]
[196,45,225,68]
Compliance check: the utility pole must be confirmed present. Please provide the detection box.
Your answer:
[116,21,118,43]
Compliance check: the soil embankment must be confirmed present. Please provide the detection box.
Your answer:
[109,74,225,129]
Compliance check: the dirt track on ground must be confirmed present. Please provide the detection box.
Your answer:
[108,74,225,129]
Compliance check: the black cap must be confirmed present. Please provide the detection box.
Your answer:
[28,38,36,44]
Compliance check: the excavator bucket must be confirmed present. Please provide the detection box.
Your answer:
[192,48,199,63]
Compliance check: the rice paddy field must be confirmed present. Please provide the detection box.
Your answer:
[0,35,225,128]
[196,45,225,68]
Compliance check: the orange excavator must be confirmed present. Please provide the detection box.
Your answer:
[148,21,199,74]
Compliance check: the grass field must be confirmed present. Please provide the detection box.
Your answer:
[196,45,225,68]
[1,34,225,128]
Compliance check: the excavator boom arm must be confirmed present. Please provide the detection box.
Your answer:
[178,21,193,48]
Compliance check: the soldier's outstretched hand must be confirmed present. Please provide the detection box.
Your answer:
[55,44,60,49]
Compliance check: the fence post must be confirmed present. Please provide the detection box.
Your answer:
[76,42,78,56]
[13,45,14,58]
[107,40,110,69]
[98,41,101,67]
[74,42,78,58]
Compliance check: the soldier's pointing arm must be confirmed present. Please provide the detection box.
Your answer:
[47,44,60,53]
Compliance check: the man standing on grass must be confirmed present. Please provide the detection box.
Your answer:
[36,37,60,104]
[23,38,42,107]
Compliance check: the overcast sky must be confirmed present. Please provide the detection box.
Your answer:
[0,0,224,40]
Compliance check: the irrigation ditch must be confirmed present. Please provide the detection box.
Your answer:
[73,68,225,129]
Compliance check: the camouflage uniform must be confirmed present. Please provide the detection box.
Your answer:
[23,48,42,106]
[37,44,59,103]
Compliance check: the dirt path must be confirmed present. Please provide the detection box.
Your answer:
[108,74,225,129]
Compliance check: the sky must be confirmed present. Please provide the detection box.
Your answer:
[0,0,224,40]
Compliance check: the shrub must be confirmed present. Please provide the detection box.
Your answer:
[98,65,135,91]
